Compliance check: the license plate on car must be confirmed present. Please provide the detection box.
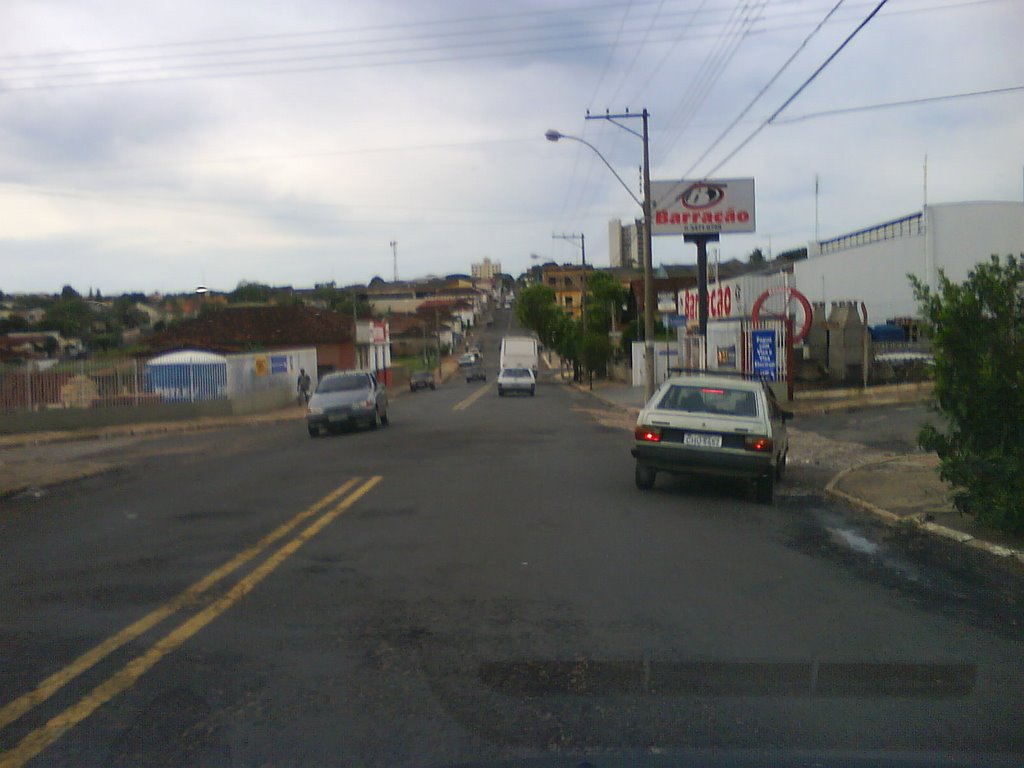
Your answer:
[684,433,722,448]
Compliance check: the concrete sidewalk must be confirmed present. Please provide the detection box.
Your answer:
[576,378,1024,573]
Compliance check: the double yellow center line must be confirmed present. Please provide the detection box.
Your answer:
[0,475,381,768]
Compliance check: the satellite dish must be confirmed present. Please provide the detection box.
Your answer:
[195,286,209,294]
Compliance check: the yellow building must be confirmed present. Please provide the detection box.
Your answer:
[540,264,592,320]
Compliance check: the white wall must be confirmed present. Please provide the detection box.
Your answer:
[930,202,1024,285]
[794,233,925,323]
[793,202,1024,323]
[225,348,318,398]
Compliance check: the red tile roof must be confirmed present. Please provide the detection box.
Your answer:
[144,305,355,354]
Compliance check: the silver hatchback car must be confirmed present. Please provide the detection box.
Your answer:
[631,374,792,503]
[306,370,389,436]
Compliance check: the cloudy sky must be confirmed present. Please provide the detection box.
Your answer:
[2,0,1021,295]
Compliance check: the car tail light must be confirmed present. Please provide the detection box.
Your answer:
[744,435,773,452]
[635,425,662,443]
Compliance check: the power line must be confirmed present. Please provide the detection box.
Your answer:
[699,0,890,180]
[0,2,663,61]
[680,0,847,178]
[771,84,1024,123]
[560,1,638,225]
[603,0,667,106]
[654,0,765,166]
[0,0,990,92]
[0,19,794,92]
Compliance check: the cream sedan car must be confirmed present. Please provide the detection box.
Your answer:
[631,374,791,503]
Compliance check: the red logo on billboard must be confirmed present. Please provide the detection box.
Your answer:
[679,182,726,209]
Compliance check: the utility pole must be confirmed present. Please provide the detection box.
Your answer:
[390,240,398,282]
[552,232,586,266]
[548,108,654,399]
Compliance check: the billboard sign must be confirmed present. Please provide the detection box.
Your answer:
[651,178,755,235]
[751,329,777,379]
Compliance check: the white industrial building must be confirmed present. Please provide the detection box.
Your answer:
[794,201,1024,324]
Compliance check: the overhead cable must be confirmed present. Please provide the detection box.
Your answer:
[771,84,1024,123]
[699,0,890,180]
[680,0,847,178]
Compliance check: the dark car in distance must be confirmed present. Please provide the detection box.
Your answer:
[409,370,436,391]
[306,370,390,436]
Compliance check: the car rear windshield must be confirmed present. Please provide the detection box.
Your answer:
[656,384,758,417]
[505,369,531,378]
[318,374,369,393]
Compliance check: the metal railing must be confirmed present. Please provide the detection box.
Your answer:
[1,348,319,413]
[819,212,923,256]
[1,358,149,413]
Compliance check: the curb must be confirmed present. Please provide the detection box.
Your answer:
[571,383,641,418]
[0,408,305,450]
[0,463,118,502]
[824,456,1024,572]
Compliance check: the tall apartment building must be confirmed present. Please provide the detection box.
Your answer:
[608,219,641,268]
[471,257,502,280]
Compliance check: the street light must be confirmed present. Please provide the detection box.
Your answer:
[546,111,656,401]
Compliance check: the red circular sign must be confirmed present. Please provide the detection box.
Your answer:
[751,286,813,343]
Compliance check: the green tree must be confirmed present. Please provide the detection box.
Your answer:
[584,271,630,336]
[41,296,91,340]
[579,332,611,378]
[229,281,273,304]
[515,284,560,346]
[748,248,765,265]
[911,254,1024,534]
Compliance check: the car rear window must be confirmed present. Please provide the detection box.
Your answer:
[656,384,758,417]
[318,374,369,393]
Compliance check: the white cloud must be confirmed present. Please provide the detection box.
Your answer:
[2,0,1021,293]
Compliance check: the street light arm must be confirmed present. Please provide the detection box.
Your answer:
[546,131,643,209]
[603,117,643,141]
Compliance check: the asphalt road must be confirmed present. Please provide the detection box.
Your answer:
[1,312,1022,767]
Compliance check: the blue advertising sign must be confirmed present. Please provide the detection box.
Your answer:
[751,329,777,379]
[270,355,289,374]
[664,314,688,328]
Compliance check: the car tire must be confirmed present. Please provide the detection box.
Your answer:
[308,425,321,438]
[498,388,504,397]
[369,409,381,430]
[635,463,656,490]
[380,406,390,427]
[530,387,535,396]
[775,450,787,480]
[756,474,774,505]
